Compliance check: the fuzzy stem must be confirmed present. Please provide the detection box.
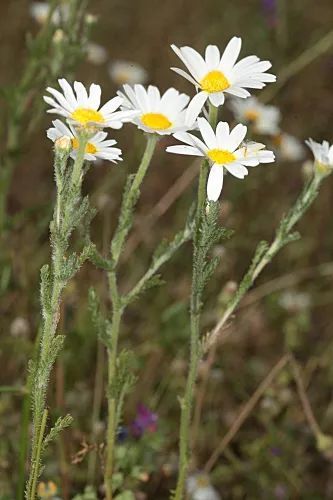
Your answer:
[104,135,157,499]
[173,104,218,500]
[29,410,48,500]
[26,138,88,500]
[111,134,158,265]
[104,273,123,500]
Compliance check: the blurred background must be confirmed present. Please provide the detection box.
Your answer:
[1,0,333,498]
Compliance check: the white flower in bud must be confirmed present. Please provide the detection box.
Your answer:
[55,135,72,151]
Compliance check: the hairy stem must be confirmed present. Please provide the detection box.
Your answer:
[26,137,88,500]
[173,104,218,499]
[104,135,157,499]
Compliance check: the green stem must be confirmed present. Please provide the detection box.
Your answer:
[173,103,219,499]
[111,134,158,265]
[17,376,33,499]
[104,134,157,499]
[26,143,87,500]
[104,272,123,500]
[71,134,89,189]
[29,410,48,500]
[174,286,201,499]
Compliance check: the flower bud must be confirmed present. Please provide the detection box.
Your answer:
[55,135,72,152]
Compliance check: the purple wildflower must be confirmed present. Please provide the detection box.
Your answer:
[130,404,158,437]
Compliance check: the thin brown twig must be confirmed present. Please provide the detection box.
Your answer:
[204,354,290,473]
[289,353,322,438]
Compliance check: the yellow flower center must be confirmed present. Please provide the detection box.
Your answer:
[196,475,210,488]
[141,112,172,130]
[207,148,235,164]
[244,109,260,122]
[71,107,104,126]
[315,161,331,176]
[71,137,97,154]
[200,70,230,93]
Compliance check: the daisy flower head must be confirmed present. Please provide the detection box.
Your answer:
[187,473,221,500]
[171,37,276,107]
[109,60,148,86]
[230,97,280,136]
[306,138,333,175]
[167,117,275,201]
[47,119,122,163]
[44,79,137,130]
[274,133,305,162]
[117,84,207,135]
[86,43,108,65]
[30,2,69,25]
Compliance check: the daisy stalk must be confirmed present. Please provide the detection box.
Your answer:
[26,130,93,500]
[173,103,219,500]
[103,133,158,500]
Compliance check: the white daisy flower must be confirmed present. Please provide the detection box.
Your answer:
[44,79,137,129]
[30,2,69,25]
[187,473,221,500]
[86,43,108,65]
[274,133,305,162]
[306,138,333,173]
[109,60,148,86]
[117,84,207,135]
[171,37,276,107]
[167,117,275,201]
[230,97,280,136]
[47,119,122,163]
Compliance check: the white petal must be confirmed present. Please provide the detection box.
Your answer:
[171,67,199,86]
[197,117,217,149]
[205,45,221,69]
[227,124,247,151]
[58,78,78,108]
[216,121,230,148]
[208,92,225,107]
[184,92,207,125]
[179,46,207,79]
[219,37,242,71]
[88,84,102,109]
[207,164,224,201]
[225,162,248,178]
[100,96,123,114]
[166,145,203,156]
[73,81,89,106]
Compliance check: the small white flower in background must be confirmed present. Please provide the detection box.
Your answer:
[230,97,280,136]
[10,317,30,338]
[171,37,276,107]
[30,2,69,25]
[109,60,148,86]
[167,117,275,201]
[86,43,108,65]
[117,84,207,135]
[187,473,221,500]
[279,291,311,313]
[47,119,122,163]
[306,138,333,175]
[44,79,137,129]
[274,133,305,162]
